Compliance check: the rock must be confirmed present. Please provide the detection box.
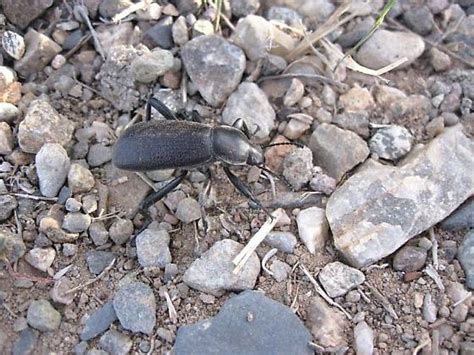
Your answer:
[374,85,407,107]
[283,113,312,139]
[27,300,61,332]
[89,221,109,246]
[282,147,313,190]
[440,196,474,231]
[264,231,297,253]
[355,30,425,69]
[85,251,115,275]
[12,328,38,355]
[183,239,260,296]
[175,197,202,223]
[0,102,20,122]
[175,291,312,354]
[283,79,305,107]
[232,15,295,61]
[0,194,17,221]
[113,281,156,335]
[369,125,414,161]
[354,321,374,355]
[97,45,143,112]
[105,163,150,219]
[310,167,336,195]
[221,82,275,140]
[136,222,171,268]
[393,246,427,272]
[172,16,189,45]
[265,6,303,27]
[62,213,91,233]
[143,18,173,49]
[99,0,132,18]
[109,218,134,245]
[95,23,134,57]
[80,301,118,341]
[326,126,474,268]
[182,35,245,107]
[99,330,132,355]
[131,48,174,83]
[451,303,468,322]
[3,0,53,29]
[0,122,13,154]
[270,260,291,282]
[337,16,375,48]
[0,229,26,262]
[458,230,474,289]
[50,277,74,305]
[68,163,95,194]
[426,116,445,138]
[309,123,369,182]
[87,144,113,167]
[403,6,433,35]
[36,143,70,197]
[296,206,328,254]
[231,0,260,17]
[332,111,370,138]
[430,47,451,72]
[25,248,55,272]
[338,86,374,112]
[306,296,348,348]
[423,293,437,323]
[65,198,82,213]
[18,99,74,154]
[192,19,214,37]
[14,29,61,77]
[2,31,25,60]
[318,261,365,298]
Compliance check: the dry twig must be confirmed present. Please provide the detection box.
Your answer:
[261,248,278,276]
[65,258,116,295]
[163,290,178,324]
[424,264,445,291]
[365,282,398,319]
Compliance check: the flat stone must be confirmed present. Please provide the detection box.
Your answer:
[3,0,53,29]
[87,144,113,167]
[306,296,348,348]
[99,329,132,355]
[109,218,133,245]
[182,35,245,107]
[393,245,427,272]
[354,321,374,355]
[369,125,414,161]
[18,99,74,154]
[318,261,365,298]
[282,147,313,190]
[440,197,474,231]
[25,248,56,272]
[27,300,61,332]
[296,206,329,254]
[68,163,95,194]
[403,6,433,35]
[136,222,171,268]
[2,31,25,60]
[0,122,13,155]
[14,29,61,77]
[183,239,260,296]
[355,30,425,70]
[175,197,202,223]
[12,328,38,355]
[36,143,70,197]
[338,86,374,112]
[264,231,297,253]
[85,251,115,275]
[113,281,156,335]
[332,111,370,138]
[309,123,369,182]
[0,229,26,263]
[458,230,474,289]
[0,194,17,221]
[221,82,275,140]
[131,48,174,83]
[80,301,118,341]
[175,291,312,355]
[270,260,291,282]
[62,213,91,233]
[326,126,474,267]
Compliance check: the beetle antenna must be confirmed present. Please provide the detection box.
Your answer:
[262,142,304,149]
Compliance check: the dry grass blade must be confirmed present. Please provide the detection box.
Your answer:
[365,282,398,319]
[111,0,151,23]
[261,248,278,276]
[424,264,444,291]
[232,209,283,274]
[163,290,178,324]
[65,258,116,295]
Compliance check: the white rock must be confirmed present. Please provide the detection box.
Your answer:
[296,206,328,254]
[36,143,70,197]
[25,248,56,272]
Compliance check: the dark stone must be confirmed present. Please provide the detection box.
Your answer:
[80,301,118,341]
[3,0,53,29]
[175,291,313,354]
[12,328,38,355]
[403,6,434,35]
[440,197,474,231]
[393,246,427,272]
[143,18,174,50]
[458,230,474,289]
[63,30,84,51]
[85,251,115,275]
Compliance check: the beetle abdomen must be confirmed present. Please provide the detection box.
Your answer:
[113,121,214,171]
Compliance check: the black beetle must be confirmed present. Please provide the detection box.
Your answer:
[113,96,296,226]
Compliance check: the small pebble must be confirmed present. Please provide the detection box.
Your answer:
[27,300,61,332]
[62,243,77,257]
[393,245,427,272]
[136,222,171,268]
[68,163,95,194]
[2,30,25,59]
[35,143,70,198]
[270,260,291,282]
[89,221,109,246]
[65,198,82,212]
[175,197,201,223]
[369,125,414,160]
[99,329,132,355]
[85,251,115,275]
[296,206,328,254]
[62,213,91,233]
[354,321,374,355]
[318,261,365,298]
[109,218,134,245]
[423,293,437,323]
[264,231,297,253]
[25,248,56,272]
[282,147,313,190]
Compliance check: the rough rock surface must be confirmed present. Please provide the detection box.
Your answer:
[318,261,365,297]
[2,0,53,29]
[175,291,313,354]
[327,126,474,267]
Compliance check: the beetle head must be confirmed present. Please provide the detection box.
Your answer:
[247,145,264,166]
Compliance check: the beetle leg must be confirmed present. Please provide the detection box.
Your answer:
[146,96,178,121]
[232,118,251,138]
[197,167,213,234]
[223,166,273,219]
[137,170,188,232]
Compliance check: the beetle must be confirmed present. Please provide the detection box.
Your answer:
[113,96,297,227]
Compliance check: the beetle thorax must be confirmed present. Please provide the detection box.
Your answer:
[212,126,259,166]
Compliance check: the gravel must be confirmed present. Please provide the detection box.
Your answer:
[136,222,171,268]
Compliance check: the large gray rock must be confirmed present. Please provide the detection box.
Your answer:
[440,197,474,231]
[309,123,369,182]
[3,0,53,29]
[18,99,74,154]
[221,82,276,140]
[183,239,260,296]
[175,291,313,354]
[182,35,245,107]
[458,230,474,289]
[326,126,474,268]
